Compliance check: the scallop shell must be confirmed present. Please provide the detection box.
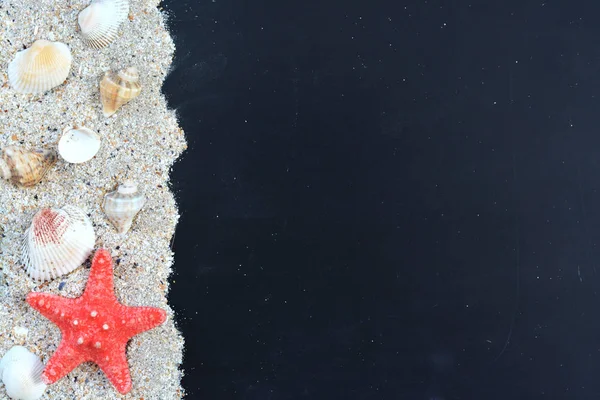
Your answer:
[58,127,101,164]
[0,146,57,187]
[22,205,96,282]
[99,67,141,117]
[8,40,72,94]
[102,181,146,234]
[0,346,46,400]
[78,0,129,49]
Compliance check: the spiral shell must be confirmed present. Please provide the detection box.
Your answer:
[0,346,46,400]
[78,0,129,49]
[102,181,146,234]
[8,40,72,94]
[22,205,96,282]
[99,67,141,117]
[0,146,57,187]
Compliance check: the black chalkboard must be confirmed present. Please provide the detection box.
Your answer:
[164,0,600,398]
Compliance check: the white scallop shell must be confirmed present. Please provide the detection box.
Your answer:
[8,40,72,94]
[78,0,129,49]
[22,205,95,281]
[58,127,101,164]
[0,346,46,400]
[102,180,146,234]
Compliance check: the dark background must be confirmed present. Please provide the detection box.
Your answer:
[164,1,600,399]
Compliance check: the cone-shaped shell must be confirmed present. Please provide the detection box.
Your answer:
[78,0,129,49]
[0,346,46,400]
[99,67,141,117]
[102,180,146,234]
[8,40,72,94]
[0,146,57,187]
[22,205,96,281]
[58,127,101,164]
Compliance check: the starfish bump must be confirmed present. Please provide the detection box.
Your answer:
[26,248,167,394]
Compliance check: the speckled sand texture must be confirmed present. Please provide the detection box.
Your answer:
[0,0,185,399]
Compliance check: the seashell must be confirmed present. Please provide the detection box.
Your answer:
[102,180,146,234]
[58,127,101,164]
[12,327,28,340]
[0,346,46,400]
[22,205,96,282]
[99,67,141,117]
[0,146,57,187]
[78,0,129,49]
[8,40,72,94]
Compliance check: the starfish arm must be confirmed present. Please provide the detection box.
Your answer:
[95,343,132,394]
[83,248,116,301]
[42,341,87,384]
[26,292,77,324]
[121,306,167,337]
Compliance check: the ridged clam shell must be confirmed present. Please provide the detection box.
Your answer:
[102,180,146,234]
[0,146,57,187]
[22,205,96,281]
[8,40,72,94]
[99,67,141,117]
[0,346,46,400]
[58,127,101,164]
[78,0,129,49]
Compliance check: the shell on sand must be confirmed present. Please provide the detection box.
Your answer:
[8,40,72,94]
[99,67,141,117]
[102,180,146,234]
[78,0,129,49]
[58,127,101,164]
[0,346,46,400]
[0,146,57,187]
[22,205,96,282]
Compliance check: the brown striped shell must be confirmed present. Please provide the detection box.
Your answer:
[0,146,57,187]
[99,67,141,117]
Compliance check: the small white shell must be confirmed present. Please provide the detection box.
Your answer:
[78,0,129,49]
[8,40,72,94]
[58,127,101,164]
[12,327,28,340]
[22,205,96,281]
[0,346,46,400]
[102,181,146,234]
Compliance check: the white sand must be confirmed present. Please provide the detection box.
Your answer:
[0,0,185,398]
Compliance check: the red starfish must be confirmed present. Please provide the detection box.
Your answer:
[26,248,167,394]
